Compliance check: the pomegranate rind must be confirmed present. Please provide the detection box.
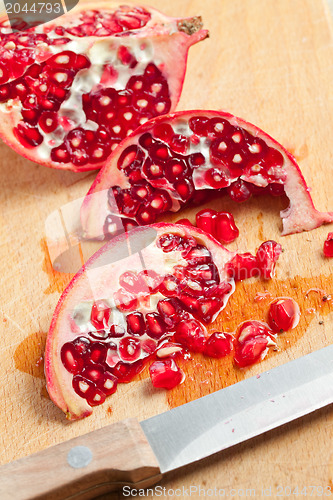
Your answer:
[81,110,333,237]
[0,4,208,171]
[45,223,234,419]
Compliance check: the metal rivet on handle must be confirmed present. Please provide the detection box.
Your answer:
[67,446,93,469]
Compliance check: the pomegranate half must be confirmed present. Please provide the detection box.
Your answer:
[80,110,333,237]
[0,4,208,171]
[45,223,238,419]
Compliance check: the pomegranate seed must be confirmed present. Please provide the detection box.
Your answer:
[323,232,333,258]
[234,321,275,368]
[205,168,230,189]
[159,275,180,297]
[176,218,193,226]
[189,116,210,136]
[157,298,183,327]
[228,179,252,202]
[86,387,106,407]
[146,312,167,339]
[138,269,161,293]
[157,233,181,252]
[149,359,183,389]
[185,245,212,265]
[61,343,84,374]
[119,337,141,361]
[196,208,217,235]
[114,289,138,312]
[14,122,43,148]
[184,262,219,282]
[112,359,144,382]
[175,178,194,201]
[101,371,118,396]
[90,342,108,363]
[170,134,189,154]
[72,375,94,399]
[90,300,111,329]
[174,319,207,352]
[110,324,125,338]
[81,363,105,383]
[153,123,174,141]
[215,212,239,243]
[203,332,234,358]
[268,298,300,333]
[179,294,200,316]
[126,312,146,336]
[197,297,222,323]
[156,342,183,358]
[226,253,259,281]
[256,240,282,279]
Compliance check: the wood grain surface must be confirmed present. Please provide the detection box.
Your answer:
[1,0,333,498]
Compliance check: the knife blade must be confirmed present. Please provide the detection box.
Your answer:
[1,344,333,500]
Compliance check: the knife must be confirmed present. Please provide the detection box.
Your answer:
[1,343,333,500]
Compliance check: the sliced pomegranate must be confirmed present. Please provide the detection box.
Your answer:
[149,359,183,389]
[268,298,300,333]
[0,6,208,171]
[323,232,333,258]
[45,223,239,419]
[81,110,333,238]
[234,320,276,368]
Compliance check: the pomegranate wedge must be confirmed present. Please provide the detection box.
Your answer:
[45,223,239,419]
[0,4,208,171]
[81,110,333,236]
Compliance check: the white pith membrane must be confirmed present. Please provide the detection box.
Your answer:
[45,224,241,420]
[81,110,333,237]
[0,4,208,170]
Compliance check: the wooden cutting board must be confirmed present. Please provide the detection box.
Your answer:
[1,0,333,497]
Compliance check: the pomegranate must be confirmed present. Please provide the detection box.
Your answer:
[268,297,300,333]
[234,320,276,368]
[80,110,333,238]
[45,223,239,419]
[196,208,239,243]
[0,5,208,171]
[203,332,234,358]
[256,240,282,279]
[323,232,333,258]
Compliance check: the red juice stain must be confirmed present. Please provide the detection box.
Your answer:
[14,332,47,379]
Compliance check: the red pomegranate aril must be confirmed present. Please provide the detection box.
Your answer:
[226,253,259,281]
[234,321,275,368]
[72,375,94,399]
[101,371,118,396]
[81,363,105,383]
[185,262,219,282]
[146,312,167,339]
[90,300,111,329]
[153,122,174,141]
[149,359,183,389]
[164,158,189,182]
[61,343,84,374]
[256,240,282,279]
[179,293,200,316]
[196,208,217,235]
[215,212,239,243]
[268,298,300,333]
[136,204,157,225]
[176,218,193,226]
[197,297,222,323]
[126,312,146,336]
[157,233,181,252]
[159,274,180,297]
[228,179,252,202]
[138,269,161,294]
[86,387,106,407]
[189,116,210,136]
[14,122,43,148]
[203,332,233,358]
[149,190,172,212]
[39,112,58,133]
[114,289,138,312]
[234,336,269,368]
[205,168,230,189]
[118,337,141,362]
[323,232,333,258]
[112,359,144,383]
[90,342,108,364]
[184,245,212,265]
[150,142,170,162]
[189,152,205,167]
[157,298,183,327]
[174,318,206,352]
[170,133,189,153]
[175,178,194,201]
